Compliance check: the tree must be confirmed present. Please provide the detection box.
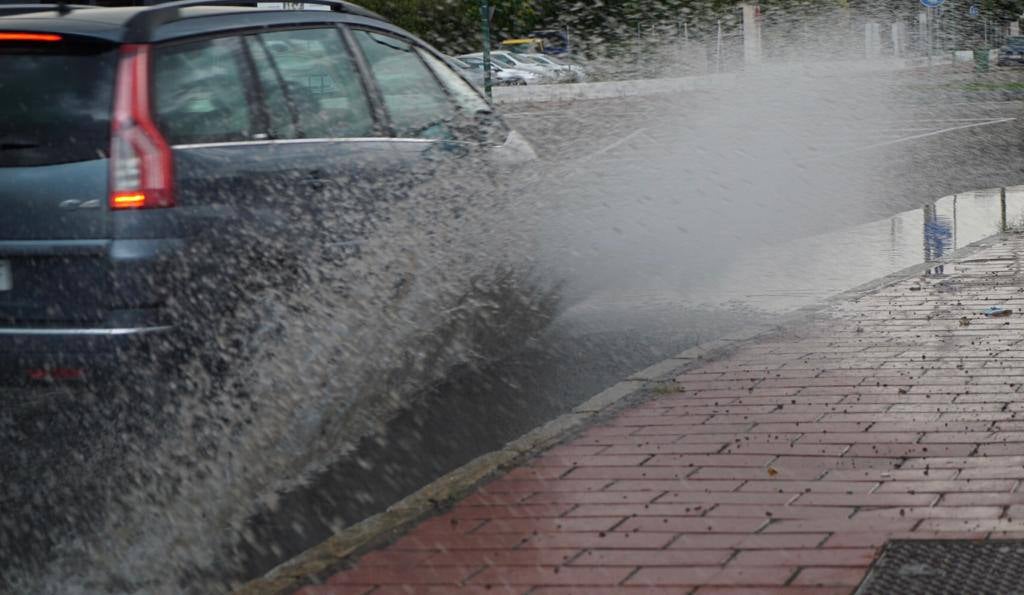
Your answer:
[355,0,543,53]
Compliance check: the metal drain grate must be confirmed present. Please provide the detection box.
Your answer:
[856,540,1024,595]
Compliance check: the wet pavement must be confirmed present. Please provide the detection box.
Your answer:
[295,230,1024,595]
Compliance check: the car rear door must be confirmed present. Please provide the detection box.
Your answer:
[151,26,392,320]
[243,25,395,255]
[0,33,117,323]
[150,34,283,319]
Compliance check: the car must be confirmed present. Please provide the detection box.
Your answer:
[446,55,485,87]
[459,51,556,83]
[997,36,1024,66]
[457,55,539,86]
[522,53,587,83]
[0,0,536,392]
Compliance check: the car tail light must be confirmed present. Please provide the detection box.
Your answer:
[0,32,62,42]
[109,44,174,210]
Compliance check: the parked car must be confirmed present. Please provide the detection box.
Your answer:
[458,55,539,86]
[0,0,536,390]
[997,36,1024,66]
[447,55,485,87]
[522,54,588,83]
[460,51,556,84]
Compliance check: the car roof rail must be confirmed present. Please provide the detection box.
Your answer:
[0,1,93,16]
[124,0,383,42]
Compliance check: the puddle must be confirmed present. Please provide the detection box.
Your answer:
[709,185,1024,310]
[575,185,1024,316]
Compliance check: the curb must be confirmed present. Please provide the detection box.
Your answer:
[232,229,1011,595]
[491,57,954,105]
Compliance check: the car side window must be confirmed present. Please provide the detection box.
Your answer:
[491,54,516,68]
[256,27,374,139]
[351,30,456,140]
[246,36,299,140]
[153,37,253,145]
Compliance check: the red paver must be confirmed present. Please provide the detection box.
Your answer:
[296,236,1024,594]
[625,566,796,586]
[790,567,868,586]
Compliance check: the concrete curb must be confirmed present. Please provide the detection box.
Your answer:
[492,72,738,105]
[232,229,1012,595]
[491,57,954,105]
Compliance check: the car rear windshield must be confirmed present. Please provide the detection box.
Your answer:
[0,41,116,167]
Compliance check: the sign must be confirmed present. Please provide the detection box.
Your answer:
[920,0,944,7]
[969,4,979,16]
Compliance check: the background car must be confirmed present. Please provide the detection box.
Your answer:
[997,36,1024,66]
[460,51,556,84]
[522,54,588,83]
[458,55,539,86]
[446,55,484,87]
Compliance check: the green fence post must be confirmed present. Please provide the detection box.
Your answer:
[974,47,989,72]
[481,0,493,102]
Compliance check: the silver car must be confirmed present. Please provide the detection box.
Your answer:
[458,55,542,86]
[460,51,556,84]
[523,54,587,83]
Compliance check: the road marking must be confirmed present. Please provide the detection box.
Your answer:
[581,127,650,161]
[884,118,1015,123]
[505,110,660,118]
[818,117,1017,160]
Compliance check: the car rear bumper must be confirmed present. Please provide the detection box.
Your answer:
[0,322,176,385]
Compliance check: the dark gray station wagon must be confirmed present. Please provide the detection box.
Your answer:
[0,0,534,387]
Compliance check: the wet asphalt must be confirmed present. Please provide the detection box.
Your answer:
[3,65,1024,592]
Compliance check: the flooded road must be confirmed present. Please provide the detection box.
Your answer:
[226,185,1024,588]
[3,66,1024,593]
[222,76,1024,585]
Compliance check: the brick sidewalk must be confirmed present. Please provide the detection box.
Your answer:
[297,234,1024,595]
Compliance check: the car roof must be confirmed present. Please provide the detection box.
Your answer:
[0,1,390,43]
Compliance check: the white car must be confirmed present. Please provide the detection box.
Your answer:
[459,51,556,84]
[458,55,542,86]
[523,54,587,83]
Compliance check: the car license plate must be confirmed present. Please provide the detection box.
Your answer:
[0,260,10,291]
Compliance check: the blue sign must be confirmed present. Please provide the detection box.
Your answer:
[921,0,945,7]
[969,4,979,16]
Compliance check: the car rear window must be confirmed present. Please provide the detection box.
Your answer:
[0,41,116,167]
